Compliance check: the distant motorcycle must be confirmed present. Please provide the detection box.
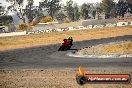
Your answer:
[58,39,73,51]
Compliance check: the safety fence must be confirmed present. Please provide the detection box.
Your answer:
[27,21,131,34]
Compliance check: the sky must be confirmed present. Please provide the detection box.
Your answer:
[0,0,101,7]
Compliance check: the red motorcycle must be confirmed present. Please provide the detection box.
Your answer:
[58,39,73,51]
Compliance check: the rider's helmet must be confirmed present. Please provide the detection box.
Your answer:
[68,36,72,40]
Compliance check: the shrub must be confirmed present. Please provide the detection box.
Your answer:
[27,23,32,30]
[64,18,70,23]
[40,16,53,23]
[31,21,39,26]
[19,24,28,30]
[55,13,66,21]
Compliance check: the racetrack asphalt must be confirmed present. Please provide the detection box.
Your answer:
[0,35,132,70]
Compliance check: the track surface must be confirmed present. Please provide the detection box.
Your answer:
[0,35,132,70]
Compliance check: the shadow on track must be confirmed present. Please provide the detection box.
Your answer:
[0,35,132,69]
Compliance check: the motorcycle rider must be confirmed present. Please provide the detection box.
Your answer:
[58,37,73,51]
[68,36,73,46]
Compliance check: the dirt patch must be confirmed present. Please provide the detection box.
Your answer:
[102,41,132,54]
[0,69,132,88]
[76,41,132,55]
[0,26,132,51]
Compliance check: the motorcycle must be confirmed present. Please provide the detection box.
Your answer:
[58,39,73,51]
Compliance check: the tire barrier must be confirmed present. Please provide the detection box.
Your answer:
[128,21,132,25]
[27,26,88,34]
[27,29,57,34]
[87,23,116,29]
[93,24,105,28]
[105,23,116,27]
[117,22,128,26]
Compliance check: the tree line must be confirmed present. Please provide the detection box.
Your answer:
[0,0,132,23]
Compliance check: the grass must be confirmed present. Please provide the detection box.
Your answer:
[77,41,132,55]
[102,41,132,54]
[0,26,132,51]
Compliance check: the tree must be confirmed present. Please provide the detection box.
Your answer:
[117,0,129,18]
[34,6,44,17]
[116,0,132,18]
[81,3,90,20]
[66,0,74,21]
[96,7,103,19]
[0,3,6,16]
[0,15,13,25]
[92,10,96,19]
[25,0,34,22]
[74,3,80,21]
[6,0,25,23]
[39,0,61,18]
[110,8,117,18]
[101,0,115,18]
[55,12,66,21]
[128,0,132,14]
